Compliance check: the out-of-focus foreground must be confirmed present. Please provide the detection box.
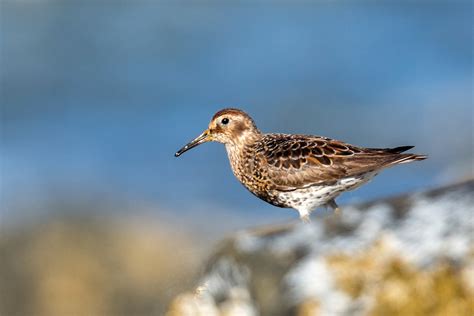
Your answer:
[2,182,473,315]
[168,180,474,316]
[0,214,208,315]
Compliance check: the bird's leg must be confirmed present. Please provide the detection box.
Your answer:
[297,209,311,223]
[301,214,311,223]
[328,199,341,215]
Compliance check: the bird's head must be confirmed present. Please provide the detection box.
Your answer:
[175,108,260,157]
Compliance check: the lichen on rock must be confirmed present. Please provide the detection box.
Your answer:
[167,180,474,316]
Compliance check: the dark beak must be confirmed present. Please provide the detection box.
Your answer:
[175,130,210,157]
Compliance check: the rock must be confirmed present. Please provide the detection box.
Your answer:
[167,180,474,316]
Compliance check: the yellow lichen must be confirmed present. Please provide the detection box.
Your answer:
[297,298,320,316]
[326,237,474,316]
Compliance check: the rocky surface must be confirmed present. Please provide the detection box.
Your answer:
[167,180,474,316]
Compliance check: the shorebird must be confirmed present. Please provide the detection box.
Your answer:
[175,108,426,222]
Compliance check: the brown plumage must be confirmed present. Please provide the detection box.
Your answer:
[175,108,427,221]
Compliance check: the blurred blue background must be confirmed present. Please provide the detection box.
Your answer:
[2,1,473,225]
[1,1,473,314]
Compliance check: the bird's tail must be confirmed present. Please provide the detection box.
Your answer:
[386,146,415,153]
[387,146,427,164]
[394,153,428,164]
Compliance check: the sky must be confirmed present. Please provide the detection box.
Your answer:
[1,1,473,226]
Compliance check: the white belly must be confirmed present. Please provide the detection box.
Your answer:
[275,172,378,213]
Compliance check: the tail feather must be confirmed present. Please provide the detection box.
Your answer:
[387,146,415,154]
[368,145,415,154]
[377,145,427,165]
[394,153,428,164]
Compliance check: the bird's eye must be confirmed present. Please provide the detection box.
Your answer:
[221,118,229,125]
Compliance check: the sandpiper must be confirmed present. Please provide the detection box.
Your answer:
[175,108,426,222]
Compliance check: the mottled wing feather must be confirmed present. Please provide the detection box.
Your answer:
[255,134,418,191]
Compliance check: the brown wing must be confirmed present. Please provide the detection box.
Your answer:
[255,134,425,191]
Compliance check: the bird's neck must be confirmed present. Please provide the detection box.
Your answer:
[225,131,260,182]
[225,130,260,156]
